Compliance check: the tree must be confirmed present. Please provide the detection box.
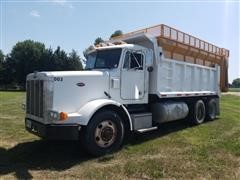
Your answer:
[51,46,68,71]
[67,50,83,70]
[232,78,240,88]
[9,40,46,87]
[2,55,16,86]
[39,47,54,71]
[110,30,123,39]
[42,47,83,71]
[0,50,5,86]
[94,37,104,46]
[0,49,3,62]
[0,40,85,89]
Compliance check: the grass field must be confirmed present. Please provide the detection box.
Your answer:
[229,88,240,92]
[0,91,239,179]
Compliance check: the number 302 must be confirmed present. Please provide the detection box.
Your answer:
[54,77,63,81]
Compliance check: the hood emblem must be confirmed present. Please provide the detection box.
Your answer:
[76,82,85,87]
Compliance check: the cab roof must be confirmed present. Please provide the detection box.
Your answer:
[95,44,146,51]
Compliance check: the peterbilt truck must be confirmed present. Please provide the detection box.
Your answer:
[25,24,229,156]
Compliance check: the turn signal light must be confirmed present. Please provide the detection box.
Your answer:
[60,112,68,121]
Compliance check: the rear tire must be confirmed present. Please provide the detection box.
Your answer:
[84,110,124,156]
[207,98,217,120]
[191,100,206,125]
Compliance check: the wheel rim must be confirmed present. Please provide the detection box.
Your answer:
[94,120,117,148]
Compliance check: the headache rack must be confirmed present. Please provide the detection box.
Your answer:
[111,24,229,92]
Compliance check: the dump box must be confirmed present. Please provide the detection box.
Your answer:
[111,24,229,92]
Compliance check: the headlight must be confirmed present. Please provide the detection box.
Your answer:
[48,110,59,120]
[48,110,68,121]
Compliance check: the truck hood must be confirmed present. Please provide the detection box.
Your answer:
[37,70,110,113]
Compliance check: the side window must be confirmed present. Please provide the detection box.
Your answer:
[123,51,143,70]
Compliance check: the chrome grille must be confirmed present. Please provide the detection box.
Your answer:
[26,80,44,117]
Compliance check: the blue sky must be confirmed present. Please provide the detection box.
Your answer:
[1,0,239,82]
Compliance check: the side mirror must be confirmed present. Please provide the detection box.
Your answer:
[145,49,153,67]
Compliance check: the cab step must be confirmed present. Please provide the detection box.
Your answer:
[136,126,158,133]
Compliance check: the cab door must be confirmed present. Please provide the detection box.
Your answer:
[120,50,145,100]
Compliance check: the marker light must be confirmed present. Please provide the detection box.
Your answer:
[60,112,68,121]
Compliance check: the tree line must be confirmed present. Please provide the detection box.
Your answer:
[0,40,83,89]
[231,78,240,88]
[0,30,123,90]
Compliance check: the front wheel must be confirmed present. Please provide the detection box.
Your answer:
[84,110,124,156]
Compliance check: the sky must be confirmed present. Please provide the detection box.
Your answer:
[0,0,239,82]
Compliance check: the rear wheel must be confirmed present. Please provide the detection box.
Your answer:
[191,100,206,125]
[207,98,217,120]
[84,110,124,156]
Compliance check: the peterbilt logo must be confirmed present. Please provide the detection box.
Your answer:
[76,82,85,87]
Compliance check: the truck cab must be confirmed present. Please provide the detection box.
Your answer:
[25,42,154,156]
[85,44,152,104]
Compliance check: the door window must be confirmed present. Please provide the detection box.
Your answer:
[123,51,144,70]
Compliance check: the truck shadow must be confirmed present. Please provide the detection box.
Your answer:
[0,119,212,178]
[0,140,92,178]
[126,119,196,145]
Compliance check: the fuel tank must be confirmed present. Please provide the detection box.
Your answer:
[151,102,189,123]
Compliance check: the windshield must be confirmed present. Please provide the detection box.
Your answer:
[85,48,122,70]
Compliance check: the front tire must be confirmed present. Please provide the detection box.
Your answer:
[84,110,124,156]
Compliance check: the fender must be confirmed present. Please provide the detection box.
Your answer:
[67,99,133,130]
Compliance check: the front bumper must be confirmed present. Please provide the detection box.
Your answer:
[25,118,81,140]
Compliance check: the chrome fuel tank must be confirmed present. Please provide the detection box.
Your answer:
[151,102,189,123]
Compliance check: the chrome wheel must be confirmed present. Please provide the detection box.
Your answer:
[84,110,125,156]
[94,120,117,148]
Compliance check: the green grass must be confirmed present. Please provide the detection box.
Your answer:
[0,91,38,148]
[229,88,240,92]
[0,91,239,179]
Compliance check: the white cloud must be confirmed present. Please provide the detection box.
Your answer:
[30,10,40,18]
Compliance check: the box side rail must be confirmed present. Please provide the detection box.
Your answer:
[112,24,229,58]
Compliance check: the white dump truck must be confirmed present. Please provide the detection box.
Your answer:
[25,25,229,156]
